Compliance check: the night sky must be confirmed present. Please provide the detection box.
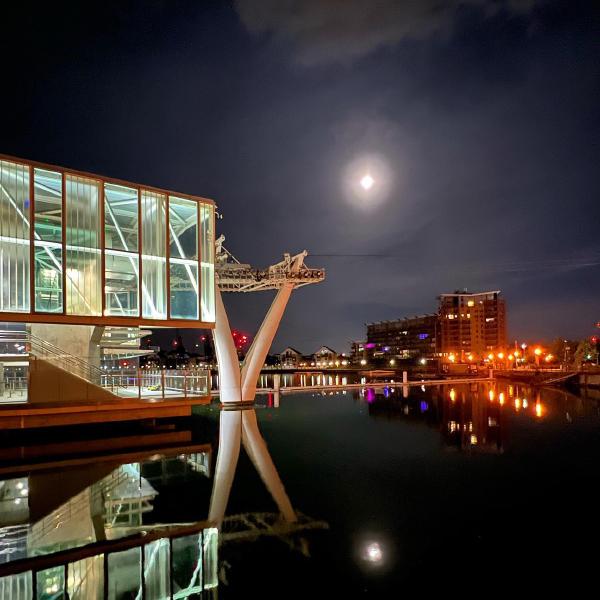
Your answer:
[2,1,598,353]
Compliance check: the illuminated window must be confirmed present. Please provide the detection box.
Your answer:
[200,203,215,322]
[0,160,30,312]
[169,196,199,320]
[34,168,63,313]
[105,184,139,316]
[141,190,167,319]
[65,174,102,316]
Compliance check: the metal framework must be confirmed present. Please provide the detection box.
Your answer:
[211,235,325,404]
[215,235,324,292]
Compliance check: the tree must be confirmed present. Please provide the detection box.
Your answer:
[550,338,578,366]
[574,340,599,368]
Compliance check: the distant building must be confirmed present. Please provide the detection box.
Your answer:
[438,290,506,359]
[278,347,304,368]
[364,314,439,364]
[313,345,338,365]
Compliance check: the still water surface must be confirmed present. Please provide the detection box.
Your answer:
[1,381,599,597]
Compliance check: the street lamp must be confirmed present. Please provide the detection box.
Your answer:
[534,347,542,368]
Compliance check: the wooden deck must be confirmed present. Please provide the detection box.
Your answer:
[0,394,211,429]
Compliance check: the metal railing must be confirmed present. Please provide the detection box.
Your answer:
[0,331,211,402]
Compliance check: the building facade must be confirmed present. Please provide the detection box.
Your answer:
[364,314,439,363]
[438,290,506,358]
[0,154,216,329]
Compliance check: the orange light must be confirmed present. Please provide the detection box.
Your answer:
[488,390,495,402]
[514,350,520,357]
[488,353,494,360]
[467,354,473,361]
[515,398,521,410]
[497,352,504,359]
[449,388,456,402]
[534,348,542,356]
[545,354,553,362]
[535,403,543,418]
[499,392,505,405]
[508,354,514,361]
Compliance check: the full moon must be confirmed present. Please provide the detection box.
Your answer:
[360,174,374,190]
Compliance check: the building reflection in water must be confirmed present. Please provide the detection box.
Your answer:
[0,407,327,598]
[0,444,218,598]
[359,381,595,453]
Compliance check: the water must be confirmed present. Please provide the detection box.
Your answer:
[1,381,599,597]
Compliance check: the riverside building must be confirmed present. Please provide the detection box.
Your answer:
[438,290,507,359]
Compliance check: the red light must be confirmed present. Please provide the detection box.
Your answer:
[592,336,598,344]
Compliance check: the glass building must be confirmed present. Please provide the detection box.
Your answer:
[0,155,216,327]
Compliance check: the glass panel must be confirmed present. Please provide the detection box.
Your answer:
[172,533,203,598]
[108,547,142,600]
[141,190,167,319]
[65,175,101,316]
[105,183,138,252]
[200,203,215,323]
[170,261,198,320]
[0,571,33,598]
[169,196,197,259]
[67,555,104,599]
[33,168,62,243]
[33,169,63,313]
[0,160,30,312]
[144,539,171,600]
[36,565,66,599]
[105,251,139,316]
[202,528,219,589]
[34,243,62,313]
[169,197,198,320]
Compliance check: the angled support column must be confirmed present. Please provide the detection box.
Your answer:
[240,282,294,402]
[212,286,242,403]
[214,251,306,404]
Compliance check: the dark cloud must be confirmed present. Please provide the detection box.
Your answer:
[235,0,537,65]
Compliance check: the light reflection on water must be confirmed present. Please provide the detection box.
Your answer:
[1,382,600,596]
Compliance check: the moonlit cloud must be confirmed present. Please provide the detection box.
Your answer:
[235,0,538,65]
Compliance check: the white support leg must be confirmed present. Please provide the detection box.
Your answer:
[212,286,242,404]
[240,282,294,402]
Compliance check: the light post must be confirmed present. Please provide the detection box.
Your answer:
[534,347,542,368]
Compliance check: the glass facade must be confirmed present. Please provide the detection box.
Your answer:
[34,168,63,313]
[105,183,139,316]
[0,156,216,326]
[141,190,167,319]
[65,175,102,316]
[169,196,199,319]
[0,160,30,312]
[200,203,215,322]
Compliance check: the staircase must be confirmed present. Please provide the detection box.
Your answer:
[0,330,120,404]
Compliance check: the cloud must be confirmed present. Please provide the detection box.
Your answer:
[235,0,537,65]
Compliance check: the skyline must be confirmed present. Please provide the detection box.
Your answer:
[1,0,598,350]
